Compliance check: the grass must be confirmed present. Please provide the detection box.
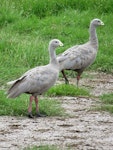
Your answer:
[46,84,90,97]
[0,84,90,117]
[98,93,113,113]
[1,1,113,74]
[0,90,64,116]
[23,145,58,150]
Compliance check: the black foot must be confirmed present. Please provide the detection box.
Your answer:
[28,112,34,118]
[36,112,46,117]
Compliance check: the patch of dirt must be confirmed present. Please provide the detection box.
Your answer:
[0,72,113,150]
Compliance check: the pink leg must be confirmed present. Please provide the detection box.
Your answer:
[34,96,46,117]
[28,95,34,113]
[77,75,80,87]
[34,96,39,113]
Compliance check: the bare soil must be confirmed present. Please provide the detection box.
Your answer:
[0,72,113,150]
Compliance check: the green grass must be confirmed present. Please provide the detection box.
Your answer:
[0,83,90,116]
[100,93,113,104]
[46,84,90,97]
[1,0,113,76]
[0,90,64,116]
[23,145,58,150]
[98,93,113,113]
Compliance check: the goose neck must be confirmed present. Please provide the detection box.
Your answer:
[89,23,98,49]
[49,46,58,65]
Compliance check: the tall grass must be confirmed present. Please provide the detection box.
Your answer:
[1,0,113,21]
[0,0,113,83]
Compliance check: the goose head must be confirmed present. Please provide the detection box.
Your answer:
[49,39,63,49]
[91,18,104,27]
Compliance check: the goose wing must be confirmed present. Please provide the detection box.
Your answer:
[57,43,97,71]
[7,65,59,98]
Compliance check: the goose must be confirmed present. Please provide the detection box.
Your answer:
[57,18,104,86]
[7,39,63,118]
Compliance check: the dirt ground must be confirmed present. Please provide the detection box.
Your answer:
[0,72,113,150]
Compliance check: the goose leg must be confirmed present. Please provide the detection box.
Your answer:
[61,70,69,84]
[28,95,34,118]
[76,71,83,87]
[35,97,46,117]
[77,75,80,87]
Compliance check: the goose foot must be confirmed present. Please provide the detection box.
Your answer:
[36,112,46,117]
[28,112,34,118]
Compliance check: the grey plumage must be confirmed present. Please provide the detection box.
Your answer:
[57,18,104,86]
[7,65,59,98]
[7,39,63,117]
